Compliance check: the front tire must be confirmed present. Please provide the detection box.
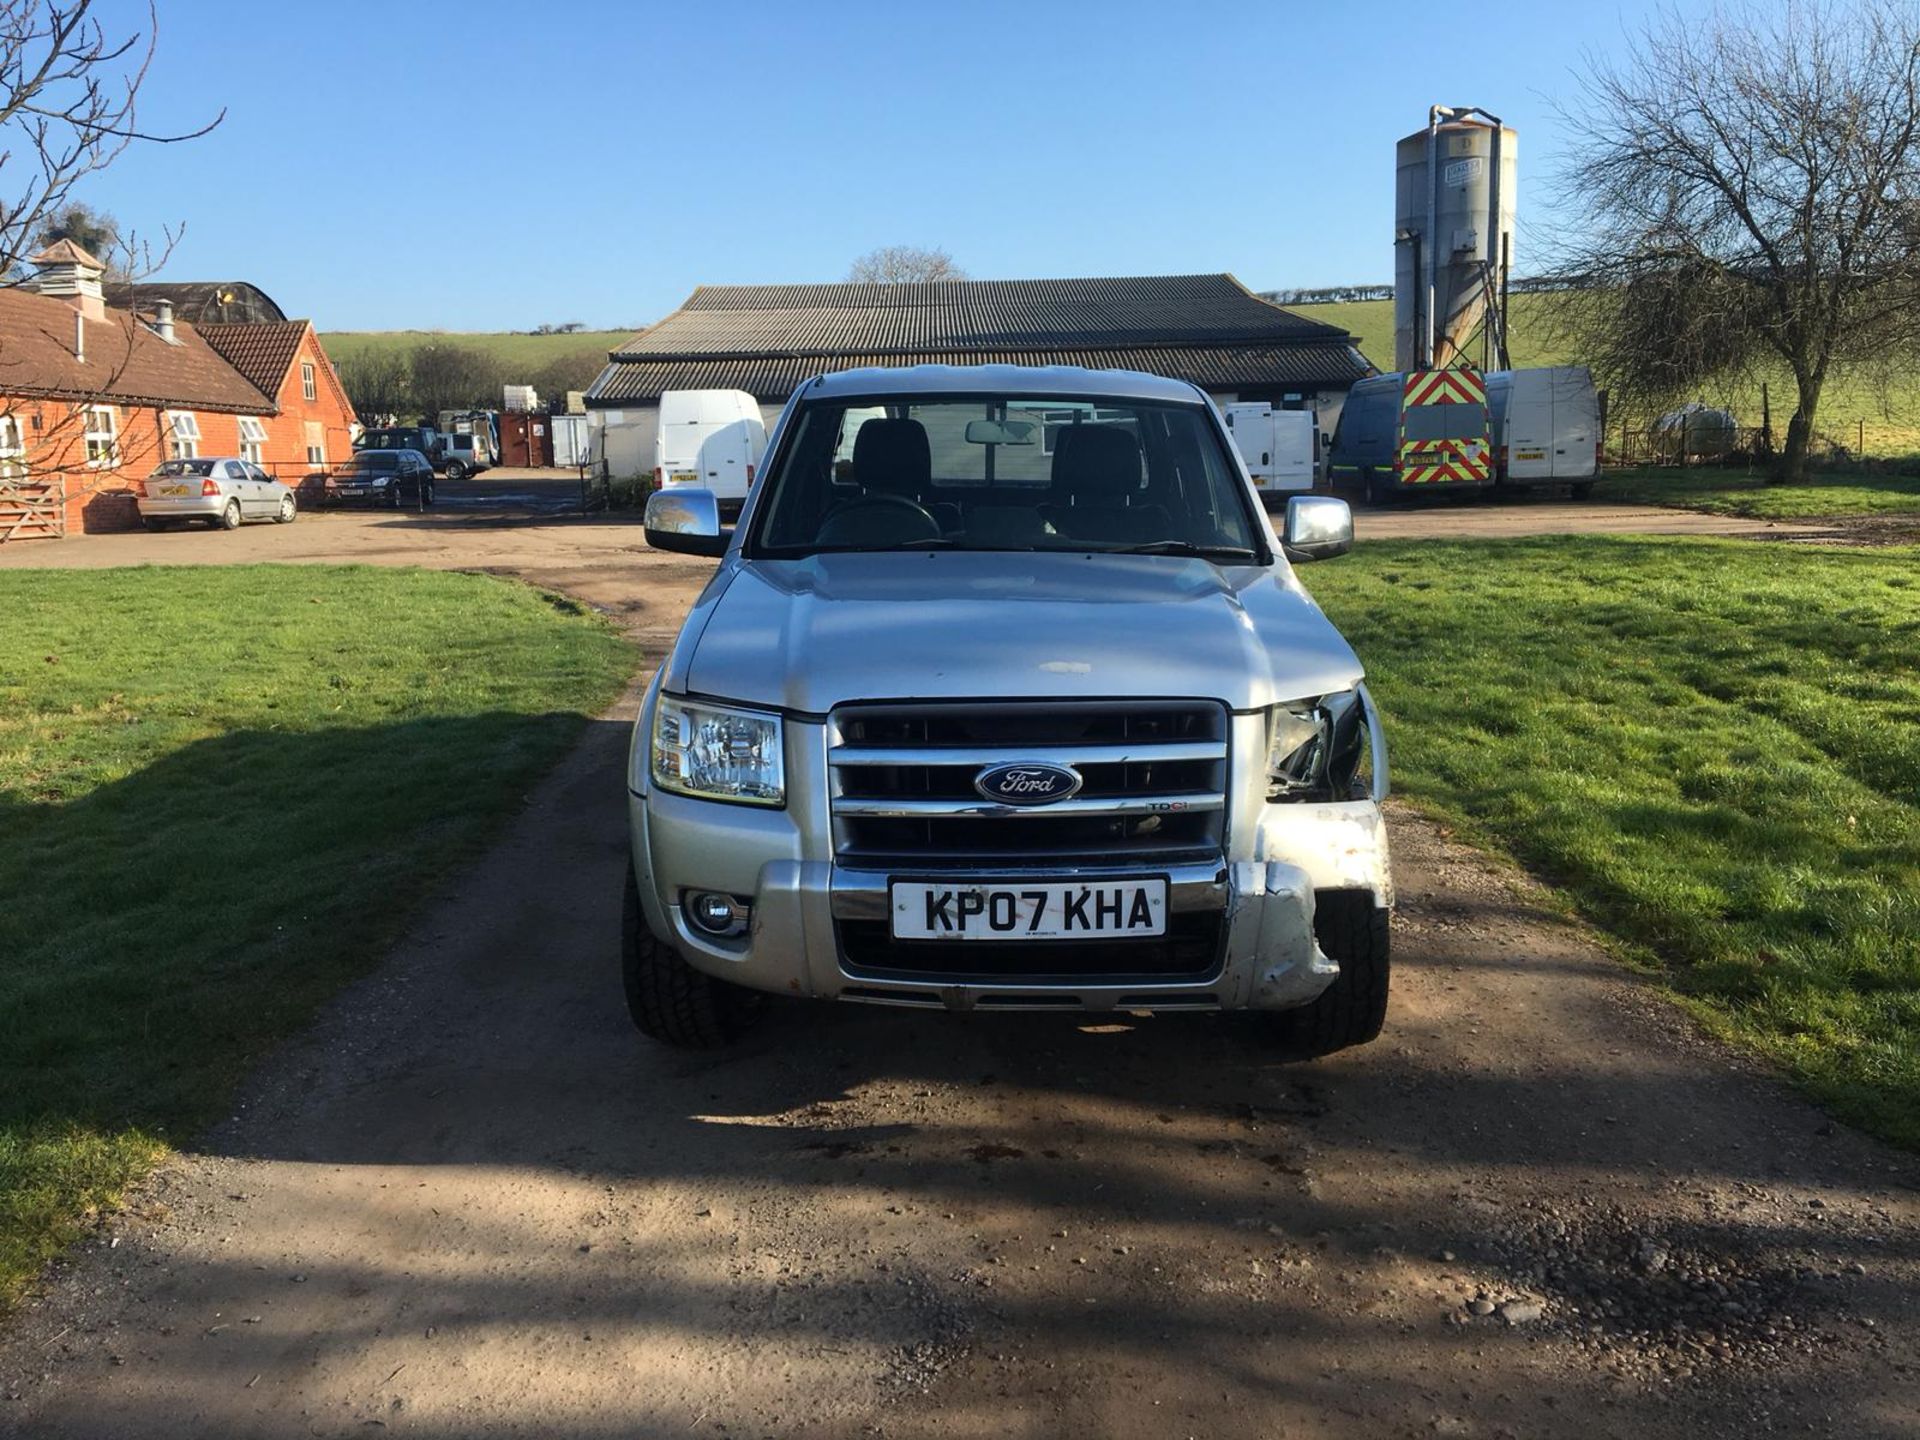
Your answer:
[622,871,762,1048]
[1277,891,1391,1057]
[219,499,242,530]
[444,460,468,481]
[276,494,297,524]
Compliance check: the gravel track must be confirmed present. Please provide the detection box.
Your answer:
[3,483,1915,1437]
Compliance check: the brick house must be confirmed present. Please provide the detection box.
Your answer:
[200,321,359,476]
[0,242,358,538]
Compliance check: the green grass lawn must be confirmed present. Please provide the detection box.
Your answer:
[1294,294,1920,459]
[1308,537,1920,1148]
[0,567,635,1303]
[1596,467,1920,519]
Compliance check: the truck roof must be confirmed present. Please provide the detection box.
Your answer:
[796,363,1211,405]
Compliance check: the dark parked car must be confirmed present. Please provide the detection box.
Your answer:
[356,426,448,469]
[326,448,436,509]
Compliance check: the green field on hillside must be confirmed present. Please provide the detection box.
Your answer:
[1295,295,1920,458]
[320,329,634,368]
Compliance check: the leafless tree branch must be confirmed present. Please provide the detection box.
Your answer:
[846,245,968,284]
[0,1,222,527]
[1544,0,1920,480]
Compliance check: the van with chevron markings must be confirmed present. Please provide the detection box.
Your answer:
[1326,367,1494,506]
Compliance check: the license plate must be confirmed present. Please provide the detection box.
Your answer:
[890,878,1167,941]
[671,470,698,484]
[1516,449,1545,460]
[157,484,190,496]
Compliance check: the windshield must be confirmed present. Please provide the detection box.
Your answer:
[346,452,399,470]
[748,395,1264,559]
[151,459,216,477]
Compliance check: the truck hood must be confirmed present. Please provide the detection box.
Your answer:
[676,551,1364,714]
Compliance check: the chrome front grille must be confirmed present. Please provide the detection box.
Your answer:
[826,700,1230,865]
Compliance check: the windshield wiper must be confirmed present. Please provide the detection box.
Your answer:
[1101,540,1260,561]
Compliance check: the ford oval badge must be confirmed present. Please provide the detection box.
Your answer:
[974,761,1083,806]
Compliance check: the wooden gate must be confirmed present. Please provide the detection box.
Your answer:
[0,474,66,541]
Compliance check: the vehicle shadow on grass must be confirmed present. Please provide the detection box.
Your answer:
[0,709,607,1288]
[11,713,1920,1438]
[173,700,1920,1246]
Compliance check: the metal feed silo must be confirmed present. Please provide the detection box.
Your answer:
[1393,106,1517,372]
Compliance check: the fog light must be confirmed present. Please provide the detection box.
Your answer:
[686,891,749,936]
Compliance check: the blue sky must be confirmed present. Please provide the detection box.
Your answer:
[89,0,1695,331]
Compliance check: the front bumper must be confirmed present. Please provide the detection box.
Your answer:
[627,700,1392,1014]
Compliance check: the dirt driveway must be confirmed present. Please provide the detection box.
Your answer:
[3,479,1915,1438]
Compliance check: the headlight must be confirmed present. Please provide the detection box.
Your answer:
[651,696,785,806]
[1267,691,1368,802]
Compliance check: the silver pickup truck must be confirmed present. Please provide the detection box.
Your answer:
[628,365,1392,1054]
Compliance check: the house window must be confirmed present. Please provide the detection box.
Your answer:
[301,361,317,402]
[0,414,24,479]
[303,420,325,467]
[237,415,268,464]
[83,405,119,468]
[166,411,201,460]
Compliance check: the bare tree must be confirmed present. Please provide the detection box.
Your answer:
[0,3,220,535]
[334,348,410,426]
[407,342,502,422]
[0,3,219,279]
[1549,0,1920,481]
[846,245,967,284]
[525,346,608,404]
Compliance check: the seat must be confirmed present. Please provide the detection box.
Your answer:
[850,417,931,499]
[1045,426,1170,544]
[816,417,941,547]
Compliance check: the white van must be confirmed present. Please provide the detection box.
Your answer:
[1222,403,1316,503]
[654,389,767,515]
[1485,367,1601,496]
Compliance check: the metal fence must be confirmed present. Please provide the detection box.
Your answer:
[1608,419,1920,469]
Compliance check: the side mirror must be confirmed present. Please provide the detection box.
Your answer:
[644,487,730,558]
[1281,495,1353,562]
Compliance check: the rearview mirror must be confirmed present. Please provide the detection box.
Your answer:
[963,419,1037,445]
[645,487,730,558]
[1281,495,1353,562]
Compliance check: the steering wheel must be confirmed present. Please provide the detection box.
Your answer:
[816,491,943,547]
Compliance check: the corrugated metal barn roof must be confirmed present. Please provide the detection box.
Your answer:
[588,344,1370,405]
[588,274,1368,405]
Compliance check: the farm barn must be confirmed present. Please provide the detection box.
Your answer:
[584,274,1372,479]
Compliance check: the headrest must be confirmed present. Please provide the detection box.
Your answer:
[850,418,931,496]
[1051,425,1143,506]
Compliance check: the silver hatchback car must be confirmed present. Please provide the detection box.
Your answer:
[136,457,297,531]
